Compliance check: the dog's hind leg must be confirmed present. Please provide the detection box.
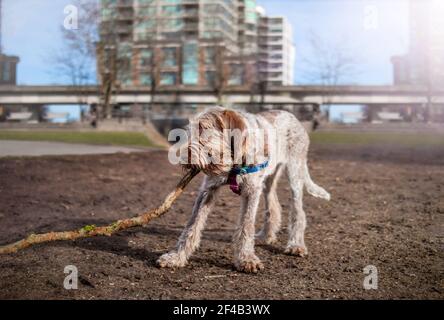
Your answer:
[157,178,220,268]
[285,161,308,257]
[256,164,284,245]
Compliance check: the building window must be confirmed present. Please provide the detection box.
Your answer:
[160,72,177,85]
[270,54,283,59]
[162,47,178,67]
[162,32,181,39]
[202,31,222,39]
[245,0,256,9]
[135,19,155,33]
[101,8,115,20]
[162,5,181,14]
[139,49,153,67]
[101,0,117,19]
[140,74,152,85]
[270,28,283,33]
[2,62,11,81]
[228,64,243,86]
[165,18,183,29]
[137,7,156,15]
[205,71,216,87]
[138,0,154,4]
[245,12,257,23]
[118,74,132,86]
[204,47,216,65]
[182,42,199,85]
[270,63,283,69]
[118,43,132,59]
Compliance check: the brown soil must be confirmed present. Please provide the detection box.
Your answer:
[0,144,443,300]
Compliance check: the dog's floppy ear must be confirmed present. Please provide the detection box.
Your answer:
[220,109,247,166]
[221,109,246,132]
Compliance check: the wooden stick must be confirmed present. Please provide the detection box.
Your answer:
[0,169,200,255]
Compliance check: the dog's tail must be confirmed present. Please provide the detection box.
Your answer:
[303,163,331,201]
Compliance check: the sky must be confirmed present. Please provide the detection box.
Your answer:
[2,0,411,121]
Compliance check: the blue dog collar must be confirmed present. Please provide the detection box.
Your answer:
[228,160,269,195]
[231,160,270,176]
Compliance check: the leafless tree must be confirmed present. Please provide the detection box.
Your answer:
[97,2,132,120]
[213,45,229,105]
[54,0,175,122]
[52,0,132,121]
[300,31,362,124]
[134,11,188,124]
[52,0,99,122]
[301,31,361,86]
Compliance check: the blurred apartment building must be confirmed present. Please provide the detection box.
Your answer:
[0,54,19,86]
[0,0,45,124]
[0,0,19,87]
[99,0,295,89]
[257,7,295,86]
[390,0,444,122]
[0,54,46,123]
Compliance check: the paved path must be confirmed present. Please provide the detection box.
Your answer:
[0,140,148,157]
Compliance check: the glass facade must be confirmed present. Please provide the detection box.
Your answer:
[100,0,293,87]
[2,62,11,82]
[160,72,177,85]
[118,69,132,86]
[162,48,178,67]
[204,47,216,65]
[182,42,199,85]
[139,49,153,67]
[205,71,216,86]
[118,43,132,59]
[140,73,152,85]
[162,5,182,13]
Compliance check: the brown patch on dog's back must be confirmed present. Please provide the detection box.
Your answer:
[259,110,281,125]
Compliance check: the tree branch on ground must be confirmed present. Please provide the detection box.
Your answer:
[0,169,200,255]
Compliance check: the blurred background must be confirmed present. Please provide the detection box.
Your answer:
[0,0,443,134]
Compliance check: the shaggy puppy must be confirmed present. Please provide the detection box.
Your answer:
[158,107,330,273]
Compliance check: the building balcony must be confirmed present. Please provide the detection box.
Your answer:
[116,25,133,34]
[115,0,133,8]
[182,9,199,18]
[117,12,134,21]
[183,22,199,31]
[267,38,283,45]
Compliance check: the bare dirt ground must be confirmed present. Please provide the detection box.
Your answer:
[0,143,443,300]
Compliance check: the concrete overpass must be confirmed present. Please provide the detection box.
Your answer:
[0,85,443,106]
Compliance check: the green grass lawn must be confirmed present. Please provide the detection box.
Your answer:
[1,130,442,149]
[0,131,157,148]
[310,131,444,147]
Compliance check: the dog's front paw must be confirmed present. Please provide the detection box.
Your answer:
[157,251,187,269]
[234,255,264,274]
[256,230,277,245]
[284,245,308,257]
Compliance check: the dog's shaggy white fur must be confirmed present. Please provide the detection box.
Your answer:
[157,107,330,273]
